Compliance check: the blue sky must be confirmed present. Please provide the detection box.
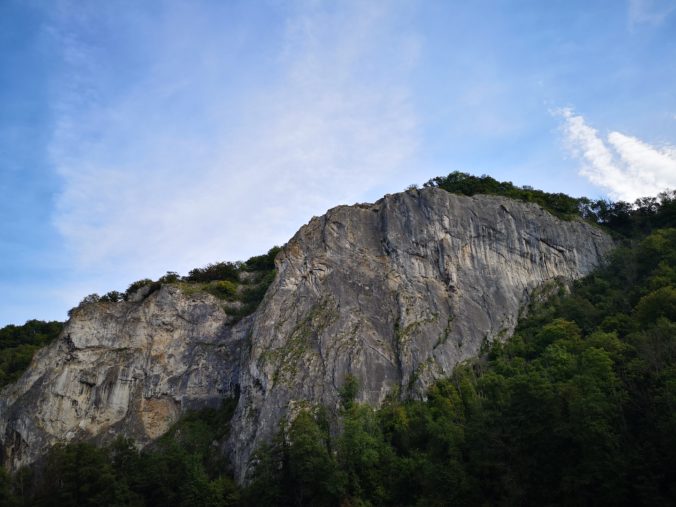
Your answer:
[1,0,675,326]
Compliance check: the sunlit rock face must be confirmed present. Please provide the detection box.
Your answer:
[0,187,614,480]
[227,187,614,480]
[0,286,245,471]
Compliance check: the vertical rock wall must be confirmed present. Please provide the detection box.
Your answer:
[1,188,614,481]
[0,286,246,470]
[227,188,614,480]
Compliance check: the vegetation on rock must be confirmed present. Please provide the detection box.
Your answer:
[3,177,676,505]
[2,399,239,507]
[427,171,676,236]
[239,195,676,506]
[0,320,63,388]
[72,246,281,322]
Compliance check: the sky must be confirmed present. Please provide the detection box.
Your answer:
[1,0,675,326]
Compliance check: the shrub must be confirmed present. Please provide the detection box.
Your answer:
[207,280,238,299]
[79,293,101,305]
[124,279,155,300]
[158,271,180,284]
[186,262,241,283]
[0,320,63,388]
[244,247,282,272]
[339,374,359,410]
[100,291,123,303]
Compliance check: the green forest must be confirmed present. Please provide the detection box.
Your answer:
[0,320,63,388]
[1,174,675,506]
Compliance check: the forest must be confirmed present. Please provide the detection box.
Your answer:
[1,174,675,506]
[0,320,63,389]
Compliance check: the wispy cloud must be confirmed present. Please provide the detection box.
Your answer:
[557,108,676,201]
[46,0,419,287]
[628,0,676,27]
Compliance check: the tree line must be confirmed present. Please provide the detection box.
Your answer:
[2,177,675,505]
[426,171,676,237]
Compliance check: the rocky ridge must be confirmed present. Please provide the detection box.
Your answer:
[0,187,614,480]
[0,286,246,470]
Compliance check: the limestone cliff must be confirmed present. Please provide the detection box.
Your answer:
[0,286,245,470]
[227,188,614,479]
[0,187,614,479]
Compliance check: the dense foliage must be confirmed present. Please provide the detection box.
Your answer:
[240,217,676,506]
[7,221,673,505]
[184,246,280,284]
[425,171,582,219]
[0,320,63,388]
[3,178,676,505]
[2,399,239,507]
[72,246,281,321]
[427,171,676,235]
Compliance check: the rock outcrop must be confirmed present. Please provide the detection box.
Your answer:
[0,187,614,479]
[0,286,245,470]
[227,188,614,479]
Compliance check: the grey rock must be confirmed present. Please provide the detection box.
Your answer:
[0,188,614,480]
[226,188,614,480]
[0,285,245,470]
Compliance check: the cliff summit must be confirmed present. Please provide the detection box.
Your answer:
[0,187,614,480]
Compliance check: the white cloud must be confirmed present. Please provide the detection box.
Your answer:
[47,0,419,287]
[557,108,676,201]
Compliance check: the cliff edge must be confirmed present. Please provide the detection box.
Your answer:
[0,187,614,480]
[227,187,613,480]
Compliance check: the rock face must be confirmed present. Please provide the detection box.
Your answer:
[227,188,614,479]
[0,286,245,470]
[0,188,614,479]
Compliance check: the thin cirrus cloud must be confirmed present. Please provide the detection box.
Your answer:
[47,1,419,284]
[628,0,676,26]
[557,108,676,201]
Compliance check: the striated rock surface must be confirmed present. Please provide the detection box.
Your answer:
[0,286,244,471]
[227,188,614,480]
[1,187,614,479]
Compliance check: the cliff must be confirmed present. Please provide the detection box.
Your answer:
[0,187,614,480]
[0,286,246,470]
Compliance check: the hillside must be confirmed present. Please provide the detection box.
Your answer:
[1,173,674,506]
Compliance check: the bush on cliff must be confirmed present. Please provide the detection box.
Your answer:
[0,320,63,388]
